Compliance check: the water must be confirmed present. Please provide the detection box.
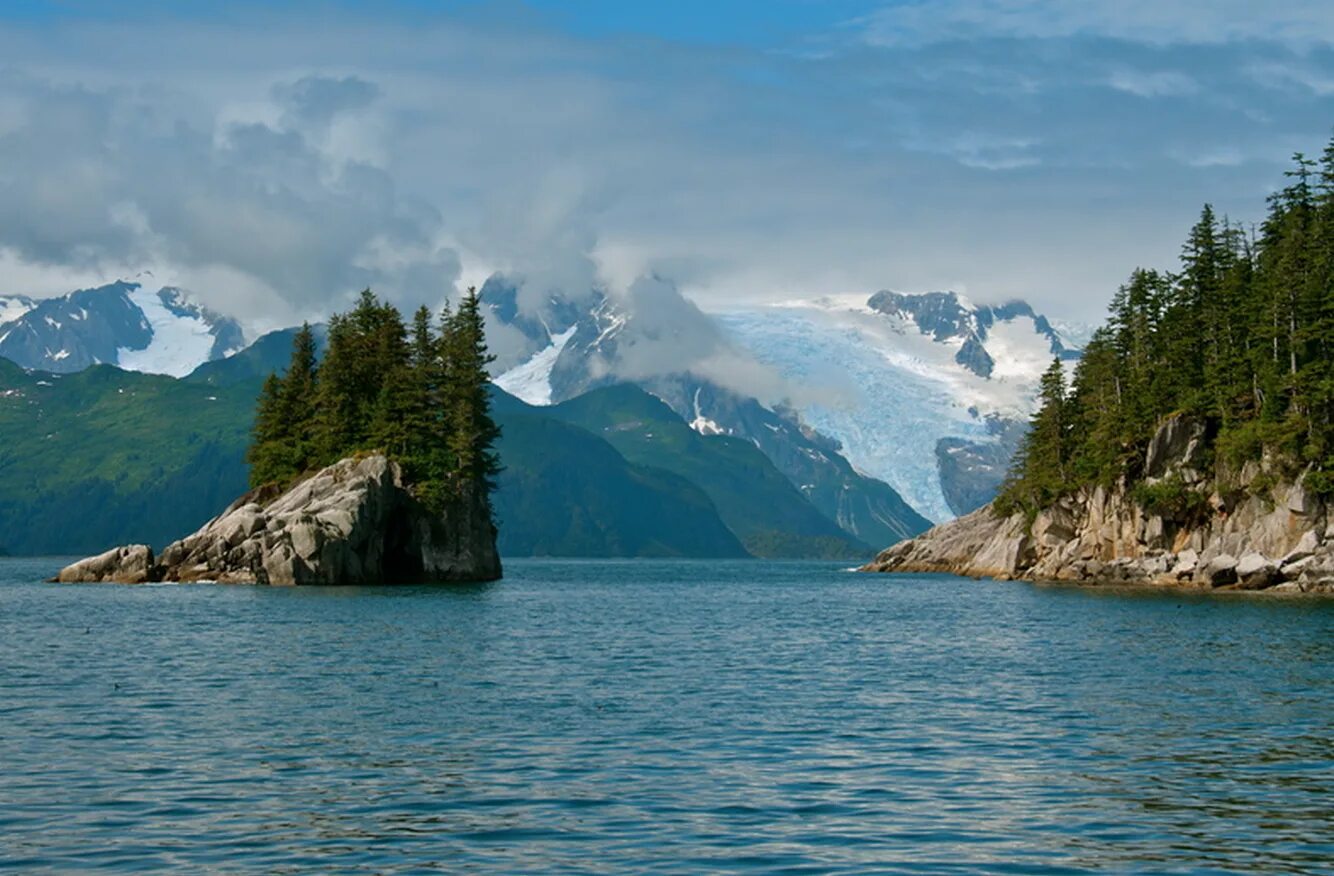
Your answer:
[2,557,1331,873]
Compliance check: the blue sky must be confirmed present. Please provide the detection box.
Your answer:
[1,1,1333,325]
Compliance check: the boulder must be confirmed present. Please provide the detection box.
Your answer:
[1170,549,1199,580]
[55,455,502,586]
[1203,554,1239,587]
[56,545,155,584]
[1235,552,1279,590]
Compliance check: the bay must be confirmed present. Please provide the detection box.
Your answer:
[2,557,1331,873]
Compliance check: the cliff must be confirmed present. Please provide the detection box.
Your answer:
[863,417,1334,594]
[55,454,501,585]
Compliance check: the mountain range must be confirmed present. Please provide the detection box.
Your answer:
[0,275,1077,557]
[484,277,1080,521]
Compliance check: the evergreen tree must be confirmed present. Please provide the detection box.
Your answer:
[310,313,361,465]
[442,287,502,499]
[248,324,321,487]
[998,358,1069,512]
[247,373,293,487]
[282,322,319,471]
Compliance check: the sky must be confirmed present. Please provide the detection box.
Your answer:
[2,1,1334,328]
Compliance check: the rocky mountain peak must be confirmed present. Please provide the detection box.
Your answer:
[0,280,245,376]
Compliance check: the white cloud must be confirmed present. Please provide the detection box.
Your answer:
[1107,70,1200,98]
[858,0,1334,47]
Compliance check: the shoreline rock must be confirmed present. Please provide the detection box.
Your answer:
[55,455,501,585]
[861,481,1333,594]
[863,415,1333,595]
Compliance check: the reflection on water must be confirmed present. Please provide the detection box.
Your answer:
[2,558,1331,872]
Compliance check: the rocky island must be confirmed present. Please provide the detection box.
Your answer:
[56,454,501,585]
[56,288,503,586]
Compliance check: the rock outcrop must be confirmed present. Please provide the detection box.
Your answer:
[863,417,1334,594]
[56,455,502,585]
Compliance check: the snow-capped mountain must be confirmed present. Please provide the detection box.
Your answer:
[484,276,932,546]
[0,281,246,376]
[490,279,1078,523]
[867,290,1080,378]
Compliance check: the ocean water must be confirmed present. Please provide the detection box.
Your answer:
[2,557,1331,873]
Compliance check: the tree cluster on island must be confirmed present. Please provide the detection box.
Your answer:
[248,287,501,520]
[1002,137,1334,516]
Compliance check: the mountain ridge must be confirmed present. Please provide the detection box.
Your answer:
[0,280,245,376]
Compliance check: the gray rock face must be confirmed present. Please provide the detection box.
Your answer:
[935,417,1028,517]
[1144,414,1208,481]
[862,417,1334,595]
[55,455,501,585]
[57,545,156,584]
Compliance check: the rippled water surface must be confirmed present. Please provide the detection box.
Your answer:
[2,558,1332,873]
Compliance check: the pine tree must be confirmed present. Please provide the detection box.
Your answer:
[283,322,319,472]
[310,313,360,466]
[247,373,293,487]
[443,287,502,500]
[998,358,1068,513]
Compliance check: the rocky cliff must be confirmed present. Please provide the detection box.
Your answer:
[56,455,501,585]
[863,417,1334,594]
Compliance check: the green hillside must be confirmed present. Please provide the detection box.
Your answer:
[492,404,747,557]
[548,384,872,559]
[0,360,253,554]
[0,358,749,558]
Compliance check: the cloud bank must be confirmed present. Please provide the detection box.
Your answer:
[0,2,1331,329]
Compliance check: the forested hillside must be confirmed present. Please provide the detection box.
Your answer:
[1001,140,1334,514]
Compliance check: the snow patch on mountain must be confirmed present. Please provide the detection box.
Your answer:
[0,296,35,326]
[1050,319,1097,349]
[116,287,227,377]
[493,325,578,405]
[689,387,729,436]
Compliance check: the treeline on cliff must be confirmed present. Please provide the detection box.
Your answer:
[1001,139,1334,514]
[247,288,500,516]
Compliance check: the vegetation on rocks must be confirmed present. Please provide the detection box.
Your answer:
[247,289,501,522]
[1000,138,1334,516]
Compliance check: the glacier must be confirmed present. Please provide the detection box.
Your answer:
[714,298,1050,522]
[116,287,229,377]
[493,326,578,405]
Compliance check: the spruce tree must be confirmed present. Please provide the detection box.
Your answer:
[283,323,319,473]
[443,287,502,499]
[247,373,292,487]
[998,358,1068,512]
